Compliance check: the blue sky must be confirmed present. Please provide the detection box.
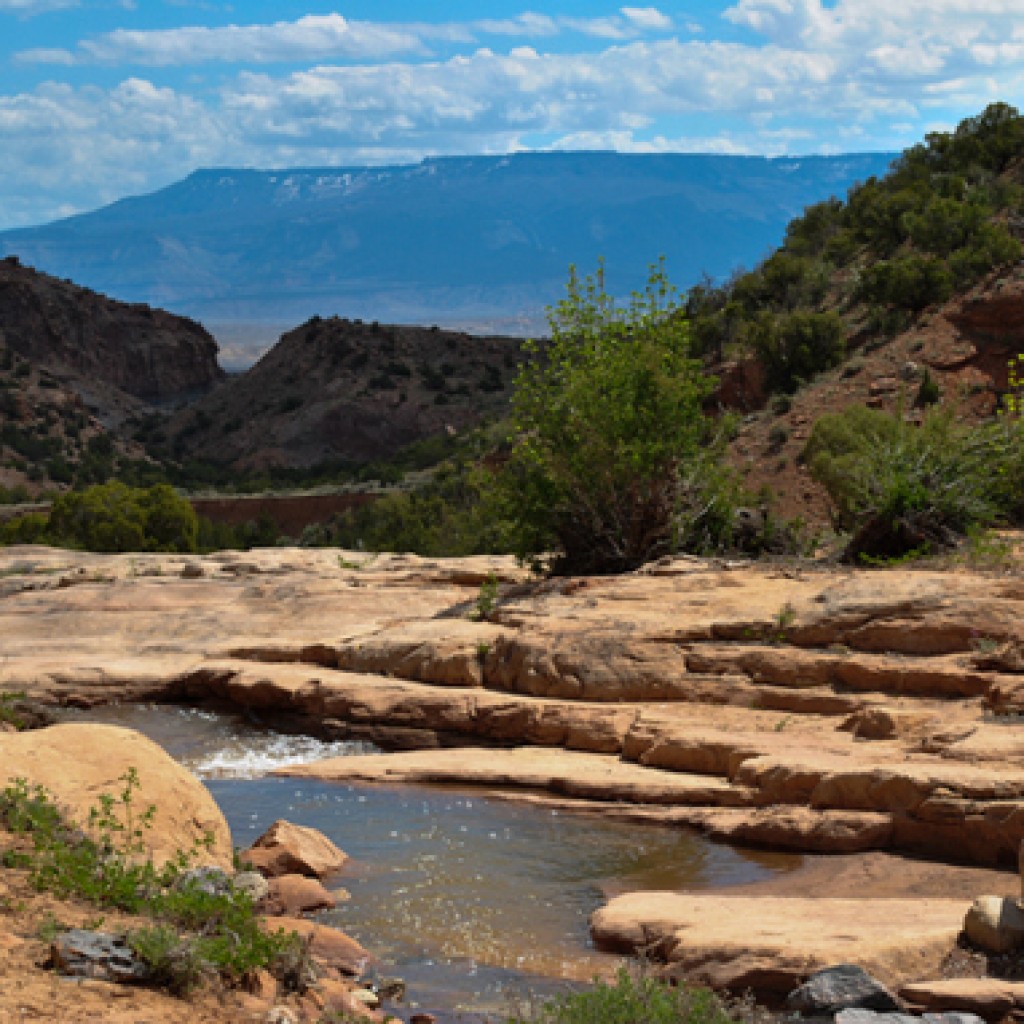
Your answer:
[2,0,1023,229]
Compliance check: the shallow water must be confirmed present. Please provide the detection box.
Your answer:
[57,703,801,1018]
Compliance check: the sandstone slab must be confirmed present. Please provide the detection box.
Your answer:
[899,979,1024,1022]
[276,745,746,807]
[590,894,969,998]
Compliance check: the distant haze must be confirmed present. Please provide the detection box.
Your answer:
[0,151,894,368]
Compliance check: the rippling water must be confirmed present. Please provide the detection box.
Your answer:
[57,703,801,1019]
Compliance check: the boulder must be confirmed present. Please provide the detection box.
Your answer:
[260,874,337,916]
[963,895,1024,953]
[244,819,347,879]
[786,965,903,1014]
[0,723,232,871]
[264,917,370,977]
[50,929,148,983]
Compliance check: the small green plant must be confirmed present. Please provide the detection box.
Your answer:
[127,924,208,995]
[472,572,500,621]
[37,911,66,943]
[504,966,737,1024]
[958,527,1016,570]
[1009,354,1023,414]
[914,367,941,407]
[0,771,307,994]
[0,690,28,731]
[768,601,797,643]
[476,641,492,661]
[774,715,794,732]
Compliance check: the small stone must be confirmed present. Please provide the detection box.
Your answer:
[243,968,278,1001]
[351,987,381,1009]
[963,895,1024,953]
[180,563,204,579]
[376,976,406,1001]
[410,1014,438,1024]
[836,1012,927,1024]
[786,965,902,1014]
[264,1008,298,1024]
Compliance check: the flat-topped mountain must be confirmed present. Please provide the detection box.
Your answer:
[0,152,895,336]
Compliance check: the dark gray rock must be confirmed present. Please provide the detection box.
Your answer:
[50,929,148,982]
[786,965,903,1014]
[836,1011,986,1024]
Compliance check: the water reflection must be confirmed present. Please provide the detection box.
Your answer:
[59,703,801,1016]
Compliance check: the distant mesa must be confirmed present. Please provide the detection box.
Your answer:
[0,151,896,340]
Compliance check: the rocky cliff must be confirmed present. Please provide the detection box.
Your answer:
[0,256,223,405]
[165,316,521,470]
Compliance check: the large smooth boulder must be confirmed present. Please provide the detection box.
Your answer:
[963,895,1024,953]
[0,723,232,870]
[244,819,347,879]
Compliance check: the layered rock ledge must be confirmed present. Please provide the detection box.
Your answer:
[3,545,1023,868]
[4,543,1024,1003]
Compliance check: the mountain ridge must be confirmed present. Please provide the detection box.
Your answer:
[0,151,896,346]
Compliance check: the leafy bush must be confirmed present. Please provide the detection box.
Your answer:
[747,310,846,393]
[330,461,511,557]
[501,261,731,574]
[505,966,737,1024]
[804,405,998,561]
[855,255,953,311]
[0,482,200,553]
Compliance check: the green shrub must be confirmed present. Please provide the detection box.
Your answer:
[45,481,198,553]
[747,310,846,393]
[505,966,737,1024]
[500,260,730,574]
[804,405,998,561]
[856,255,953,311]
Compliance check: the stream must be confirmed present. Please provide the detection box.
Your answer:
[55,703,802,1020]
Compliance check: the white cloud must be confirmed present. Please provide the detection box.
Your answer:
[621,8,674,32]
[18,9,680,66]
[76,14,428,66]
[0,0,77,11]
